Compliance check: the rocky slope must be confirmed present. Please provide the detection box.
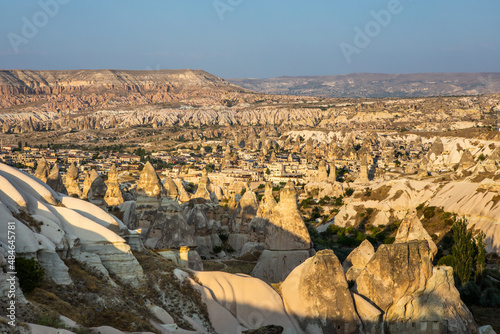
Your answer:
[228,72,500,98]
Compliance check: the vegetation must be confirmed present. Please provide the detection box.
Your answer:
[15,256,45,293]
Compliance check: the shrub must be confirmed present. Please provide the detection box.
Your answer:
[423,206,436,219]
[345,188,355,197]
[437,255,456,267]
[15,256,44,293]
[459,281,481,305]
[480,287,500,307]
[213,246,222,254]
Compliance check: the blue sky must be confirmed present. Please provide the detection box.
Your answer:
[1,0,499,78]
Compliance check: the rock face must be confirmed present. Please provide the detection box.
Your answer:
[65,163,81,197]
[86,170,107,206]
[34,157,49,182]
[256,183,277,219]
[46,164,68,195]
[136,161,164,198]
[281,249,363,334]
[104,164,124,206]
[251,182,313,283]
[394,210,438,256]
[195,270,301,334]
[145,204,196,249]
[342,239,375,282]
[251,181,311,250]
[356,241,478,334]
[193,170,212,200]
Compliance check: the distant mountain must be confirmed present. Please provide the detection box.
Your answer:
[228,73,500,98]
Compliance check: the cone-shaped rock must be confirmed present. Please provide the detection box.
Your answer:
[394,209,438,256]
[104,164,123,206]
[34,157,49,182]
[137,161,164,198]
[281,249,363,334]
[46,164,67,195]
[65,163,81,197]
[87,170,107,205]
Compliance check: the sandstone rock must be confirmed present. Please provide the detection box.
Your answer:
[104,164,124,206]
[352,293,382,334]
[386,266,478,334]
[195,270,301,333]
[281,249,363,334]
[256,183,277,219]
[252,249,311,284]
[34,157,49,182]
[65,163,81,197]
[355,241,433,314]
[137,161,164,198]
[342,239,375,282]
[87,170,108,206]
[162,176,179,199]
[193,170,211,200]
[145,209,196,249]
[250,182,311,251]
[394,209,438,256]
[46,164,67,195]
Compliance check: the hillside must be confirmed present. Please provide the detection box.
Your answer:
[228,72,500,98]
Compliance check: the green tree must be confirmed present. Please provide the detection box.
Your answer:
[265,168,271,175]
[475,230,486,281]
[451,217,476,284]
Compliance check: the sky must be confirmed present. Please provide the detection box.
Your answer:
[1,0,499,79]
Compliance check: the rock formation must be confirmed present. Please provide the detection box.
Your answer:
[250,181,313,283]
[281,249,363,334]
[34,157,49,182]
[394,209,438,256]
[136,161,165,198]
[356,240,477,333]
[342,239,375,282]
[193,170,212,200]
[65,162,81,197]
[104,164,124,206]
[86,170,108,206]
[45,164,67,195]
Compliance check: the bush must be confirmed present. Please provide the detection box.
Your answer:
[459,281,481,305]
[480,287,500,307]
[213,246,222,254]
[344,188,355,197]
[437,255,456,267]
[423,206,436,219]
[15,256,44,293]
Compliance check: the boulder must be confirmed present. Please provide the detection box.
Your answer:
[281,249,363,334]
[386,266,478,334]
